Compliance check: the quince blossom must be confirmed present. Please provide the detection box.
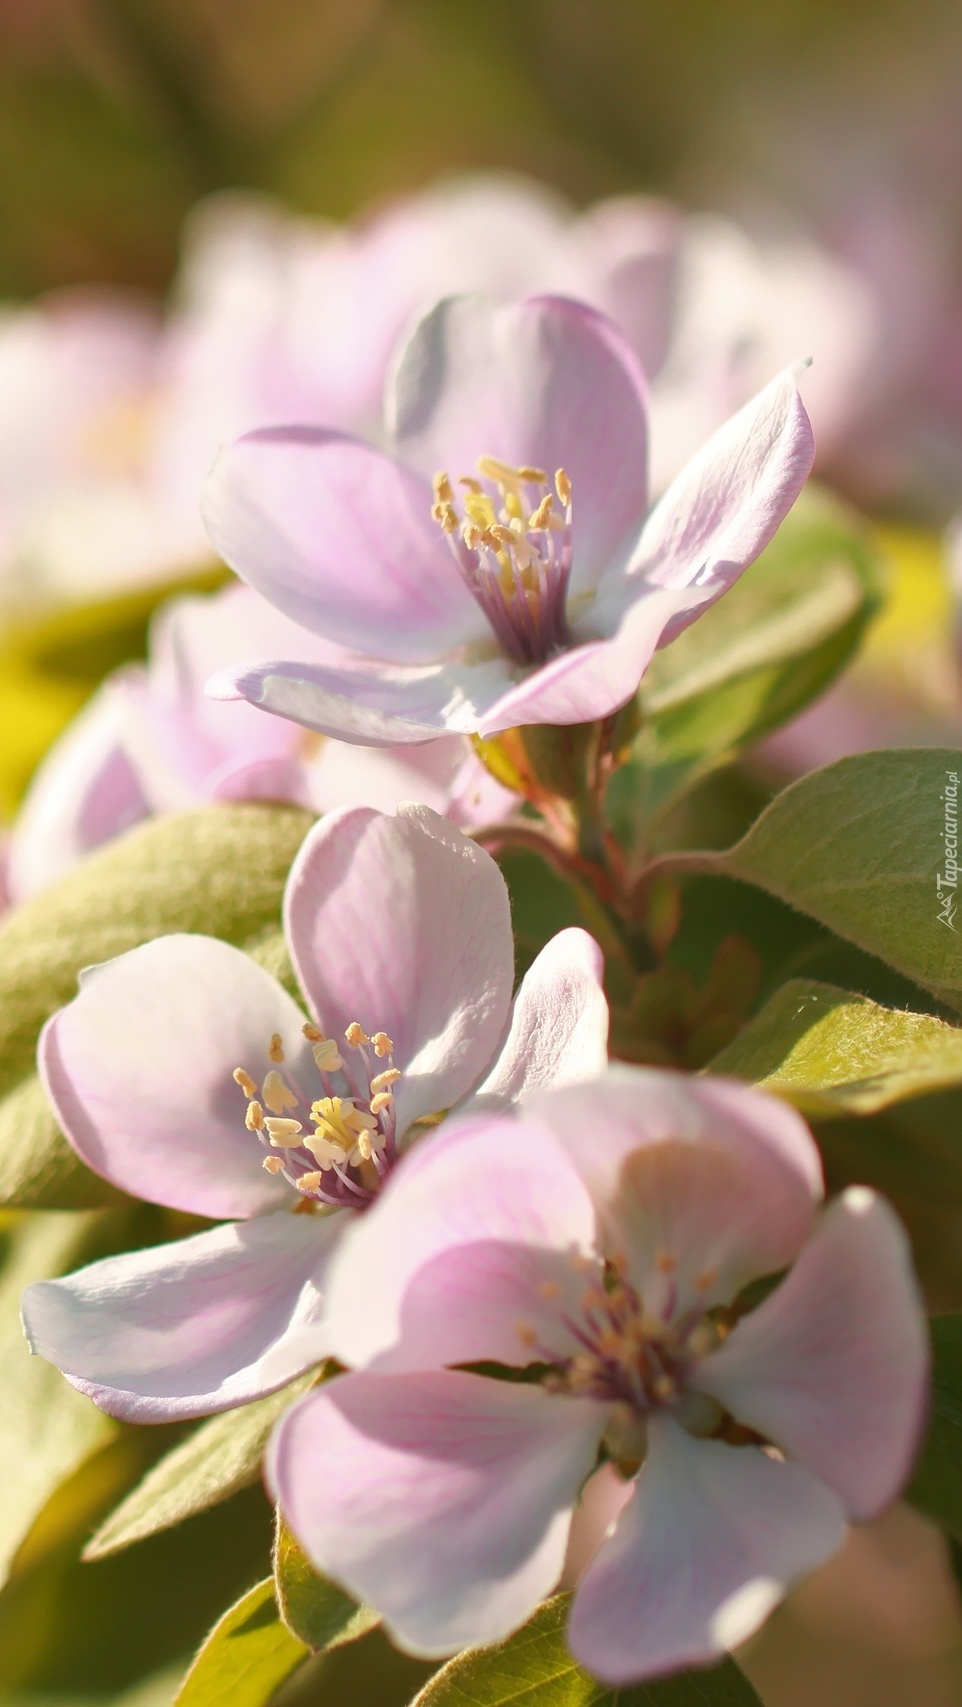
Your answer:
[201,294,814,744]
[268,1068,927,1683]
[21,806,607,1420]
[6,581,511,901]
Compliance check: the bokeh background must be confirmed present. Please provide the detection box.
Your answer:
[3,3,962,1704]
[1,0,960,314]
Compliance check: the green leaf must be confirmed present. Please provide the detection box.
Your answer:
[907,1316,962,1539]
[174,1578,307,1707]
[84,1374,318,1561]
[274,1519,379,1652]
[412,1594,762,1705]
[708,978,962,1115]
[611,486,883,835]
[0,802,314,1208]
[0,1213,117,1589]
[655,751,962,1012]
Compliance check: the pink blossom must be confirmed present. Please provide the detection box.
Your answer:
[6,581,514,901]
[268,1069,927,1682]
[20,806,608,1421]
[201,294,813,745]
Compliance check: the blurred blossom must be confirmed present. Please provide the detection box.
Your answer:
[5,581,511,902]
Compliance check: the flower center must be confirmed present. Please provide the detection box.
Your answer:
[518,1252,728,1473]
[431,456,574,665]
[232,1022,401,1211]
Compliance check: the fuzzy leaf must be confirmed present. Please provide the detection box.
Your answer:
[655,751,962,1012]
[85,1374,318,1560]
[612,486,883,833]
[907,1316,962,1540]
[0,802,313,1208]
[174,1577,307,1707]
[412,1594,762,1705]
[708,979,962,1115]
[0,1212,117,1588]
[274,1519,379,1652]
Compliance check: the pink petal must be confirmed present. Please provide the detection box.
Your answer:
[323,1112,598,1372]
[268,1370,606,1656]
[21,1211,345,1421]
[390,295,650,595]
[697,1189,928,1521]
[205,650,517,746]
[530,1069,823,1317]
[570,1414,845,1684]
[283,806,513,1130]
[466,928,608,1109]
[7,678,148,901]
[627,363,815,641]
[201,427,485,663]
[40,934,315,1219]
[306,733,477,817]
[566,195,683,379]
[475,583,707,735]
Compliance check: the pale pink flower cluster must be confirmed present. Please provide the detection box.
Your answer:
[12,172,932,1692]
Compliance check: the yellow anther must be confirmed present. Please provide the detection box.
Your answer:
[262,1155,284,1174]
[245,1100,265,1132]
[528,494,553,531]
[462,522,483,551]
[432,471,454,505]
[555,468,572,507]
[302,1022,323,1042]
[371,1032,395,1058]
[651,1374,677,1402]
[458,475,482,493]
[370,1091,393,1116]
[502,491,525,521]
[538,1280,561,1300]
[265,1117,303,1147]
[233,1068,257,1098]
[263,1070,298,1115]
[345,1023,369,1047]
[464,491,497,529]
[431,501,458,532]
[312,1038,345,1073]
[296,1172,323,1194]
[516,1322,538,1349]
[268,1034,285,1064]
[371,1067,401,1092]
[477,455,548,488]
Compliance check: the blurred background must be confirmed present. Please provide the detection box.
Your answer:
[2,3,962,1703]
[0,0,959,304]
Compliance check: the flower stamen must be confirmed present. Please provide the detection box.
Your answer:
[430,455,574,665]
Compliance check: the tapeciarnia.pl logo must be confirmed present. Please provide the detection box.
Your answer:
[937,769,959,932]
